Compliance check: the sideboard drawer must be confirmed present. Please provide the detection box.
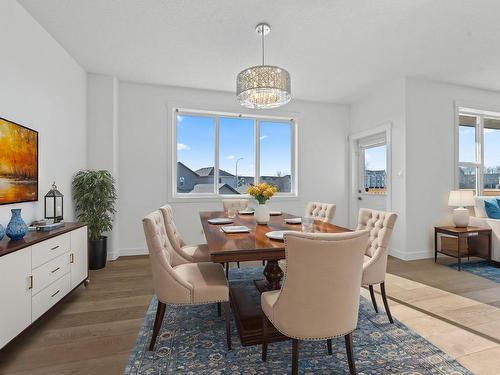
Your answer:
[32,253,70,295]
[32,272,70,321]
[32,233,70,268]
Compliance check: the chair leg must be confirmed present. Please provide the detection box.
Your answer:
[262,260,265,266]
[327,339,332,355]
[292,339,299,375]
[223,302,232,350]
[225,263,229,279]
[380,282,394,324]
[149,301,166,351]
[344,333,356,375]
[368,285,378,313]
[237,261,240,268]
[262,315,269,361]
[217,302,221,317]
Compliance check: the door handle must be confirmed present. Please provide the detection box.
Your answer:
[357,197,362,201]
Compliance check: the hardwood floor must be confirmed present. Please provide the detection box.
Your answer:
[0,256,153,375]
[1,255,499,374]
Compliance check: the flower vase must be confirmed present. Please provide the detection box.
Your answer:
[255,203,270,225]
[6,209,28,240]
[0,223,4,240]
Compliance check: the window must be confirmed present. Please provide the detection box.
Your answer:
[362,144,387,195]
[457,108,500,195]
[173,109,296,197]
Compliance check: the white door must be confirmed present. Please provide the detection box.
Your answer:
[0,247,32,348]
[350,130,390,227]
[70,226,88,289]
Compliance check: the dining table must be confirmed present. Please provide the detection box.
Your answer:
[199,210,352,346]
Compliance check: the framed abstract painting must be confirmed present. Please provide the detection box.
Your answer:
[0,117,38,205]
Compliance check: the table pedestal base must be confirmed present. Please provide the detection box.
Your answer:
[230,286,287,346]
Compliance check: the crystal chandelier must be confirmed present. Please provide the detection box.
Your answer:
[236,23,291,109]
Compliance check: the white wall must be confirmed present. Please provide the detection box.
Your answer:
[116,82,350,256]
[405,78,500,258]
[0,0,86,226]
[350,79,407,257]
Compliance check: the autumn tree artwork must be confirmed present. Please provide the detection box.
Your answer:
[0,118,38,204]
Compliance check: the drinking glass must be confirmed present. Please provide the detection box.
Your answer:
[227,207,237,219]
[301,217,314,232]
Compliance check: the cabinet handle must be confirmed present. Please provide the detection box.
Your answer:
[28,276,33,290]
[51,245,60,251]
[70,253,74,263]
[51,290,60,298]
[51,267,60,274]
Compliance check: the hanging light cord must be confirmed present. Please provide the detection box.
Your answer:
[261,27,265,66]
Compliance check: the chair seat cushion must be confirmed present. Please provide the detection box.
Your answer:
[261,290,280,321]
[278,259,287,273]
[174,262,228,303]
[181,244,211,262]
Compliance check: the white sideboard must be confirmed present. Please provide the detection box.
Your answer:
[0,223,88,349]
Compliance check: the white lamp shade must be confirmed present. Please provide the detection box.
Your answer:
[448,190,474,207]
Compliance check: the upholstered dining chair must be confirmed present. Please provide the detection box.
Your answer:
[261,230,369,375]
[304,201,336,223]
[222,198,250,212]
[160,205,210,264]
[278,201,338,272]
[356,208,398,324]
[142,210,231,351]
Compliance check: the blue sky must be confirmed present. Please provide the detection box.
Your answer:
[459,125,500,168]
[177,115,292,177]
[364,145,386,170]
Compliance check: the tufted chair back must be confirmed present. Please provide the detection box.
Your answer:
[271,230,369,340]
[142,211,192,304]
[222,199,250,212]
[356,208,398,285]
[159,205,191,265]
[304,202,336,223]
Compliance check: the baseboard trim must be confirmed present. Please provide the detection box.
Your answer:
[119,247,148,257]
[389,248,434,261]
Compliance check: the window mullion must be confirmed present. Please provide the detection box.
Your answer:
[255,119,260,185]
[214,115,220,196]
[478,115,485,195]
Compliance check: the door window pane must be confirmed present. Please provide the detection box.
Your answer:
[458,115,477,163]
[483,117,500,196]
[219,117,255,194]
[363,145,387,194]
[259,121,292,193]
[458,166,477,191]
[176,115,215,194]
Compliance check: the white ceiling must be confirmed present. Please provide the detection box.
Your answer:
[18,0,500,103]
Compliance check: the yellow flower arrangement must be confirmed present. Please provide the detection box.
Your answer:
[247,183,279,204]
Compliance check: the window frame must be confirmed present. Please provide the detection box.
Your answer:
[358,138,387,196]
[455,106,500,195]
[171,107,298,201]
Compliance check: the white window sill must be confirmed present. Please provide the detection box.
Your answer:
[168,193,299,204]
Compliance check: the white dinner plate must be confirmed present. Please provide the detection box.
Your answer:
[208,218,234,224]
[238,210,254,215]
[221,225,250,233]
[284,217,302,224]
[269,211,282,216]
[265,230,295,241]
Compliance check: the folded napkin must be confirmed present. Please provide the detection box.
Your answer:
[221,225,250,233]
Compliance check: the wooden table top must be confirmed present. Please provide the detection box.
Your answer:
[0,222,87,258]
[435,225,492,235]
[200,211,351,263]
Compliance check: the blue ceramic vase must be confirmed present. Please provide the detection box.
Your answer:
[0,223,4,240]
[6,209,28,240]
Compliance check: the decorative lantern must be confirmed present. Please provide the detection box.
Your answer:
[44,182,64,223]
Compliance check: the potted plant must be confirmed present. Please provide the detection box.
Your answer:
[247,183,279,224]
[72,170,117,270]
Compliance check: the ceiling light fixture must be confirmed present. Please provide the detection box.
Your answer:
[236,23,291,109]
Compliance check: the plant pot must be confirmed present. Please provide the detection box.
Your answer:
[89,236,108,270]
[255,203,270,225]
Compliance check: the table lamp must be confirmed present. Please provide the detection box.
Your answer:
[448,190,474,227]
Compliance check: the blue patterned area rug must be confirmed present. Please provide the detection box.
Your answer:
[124,267,471,374]
[449,261,500,283]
